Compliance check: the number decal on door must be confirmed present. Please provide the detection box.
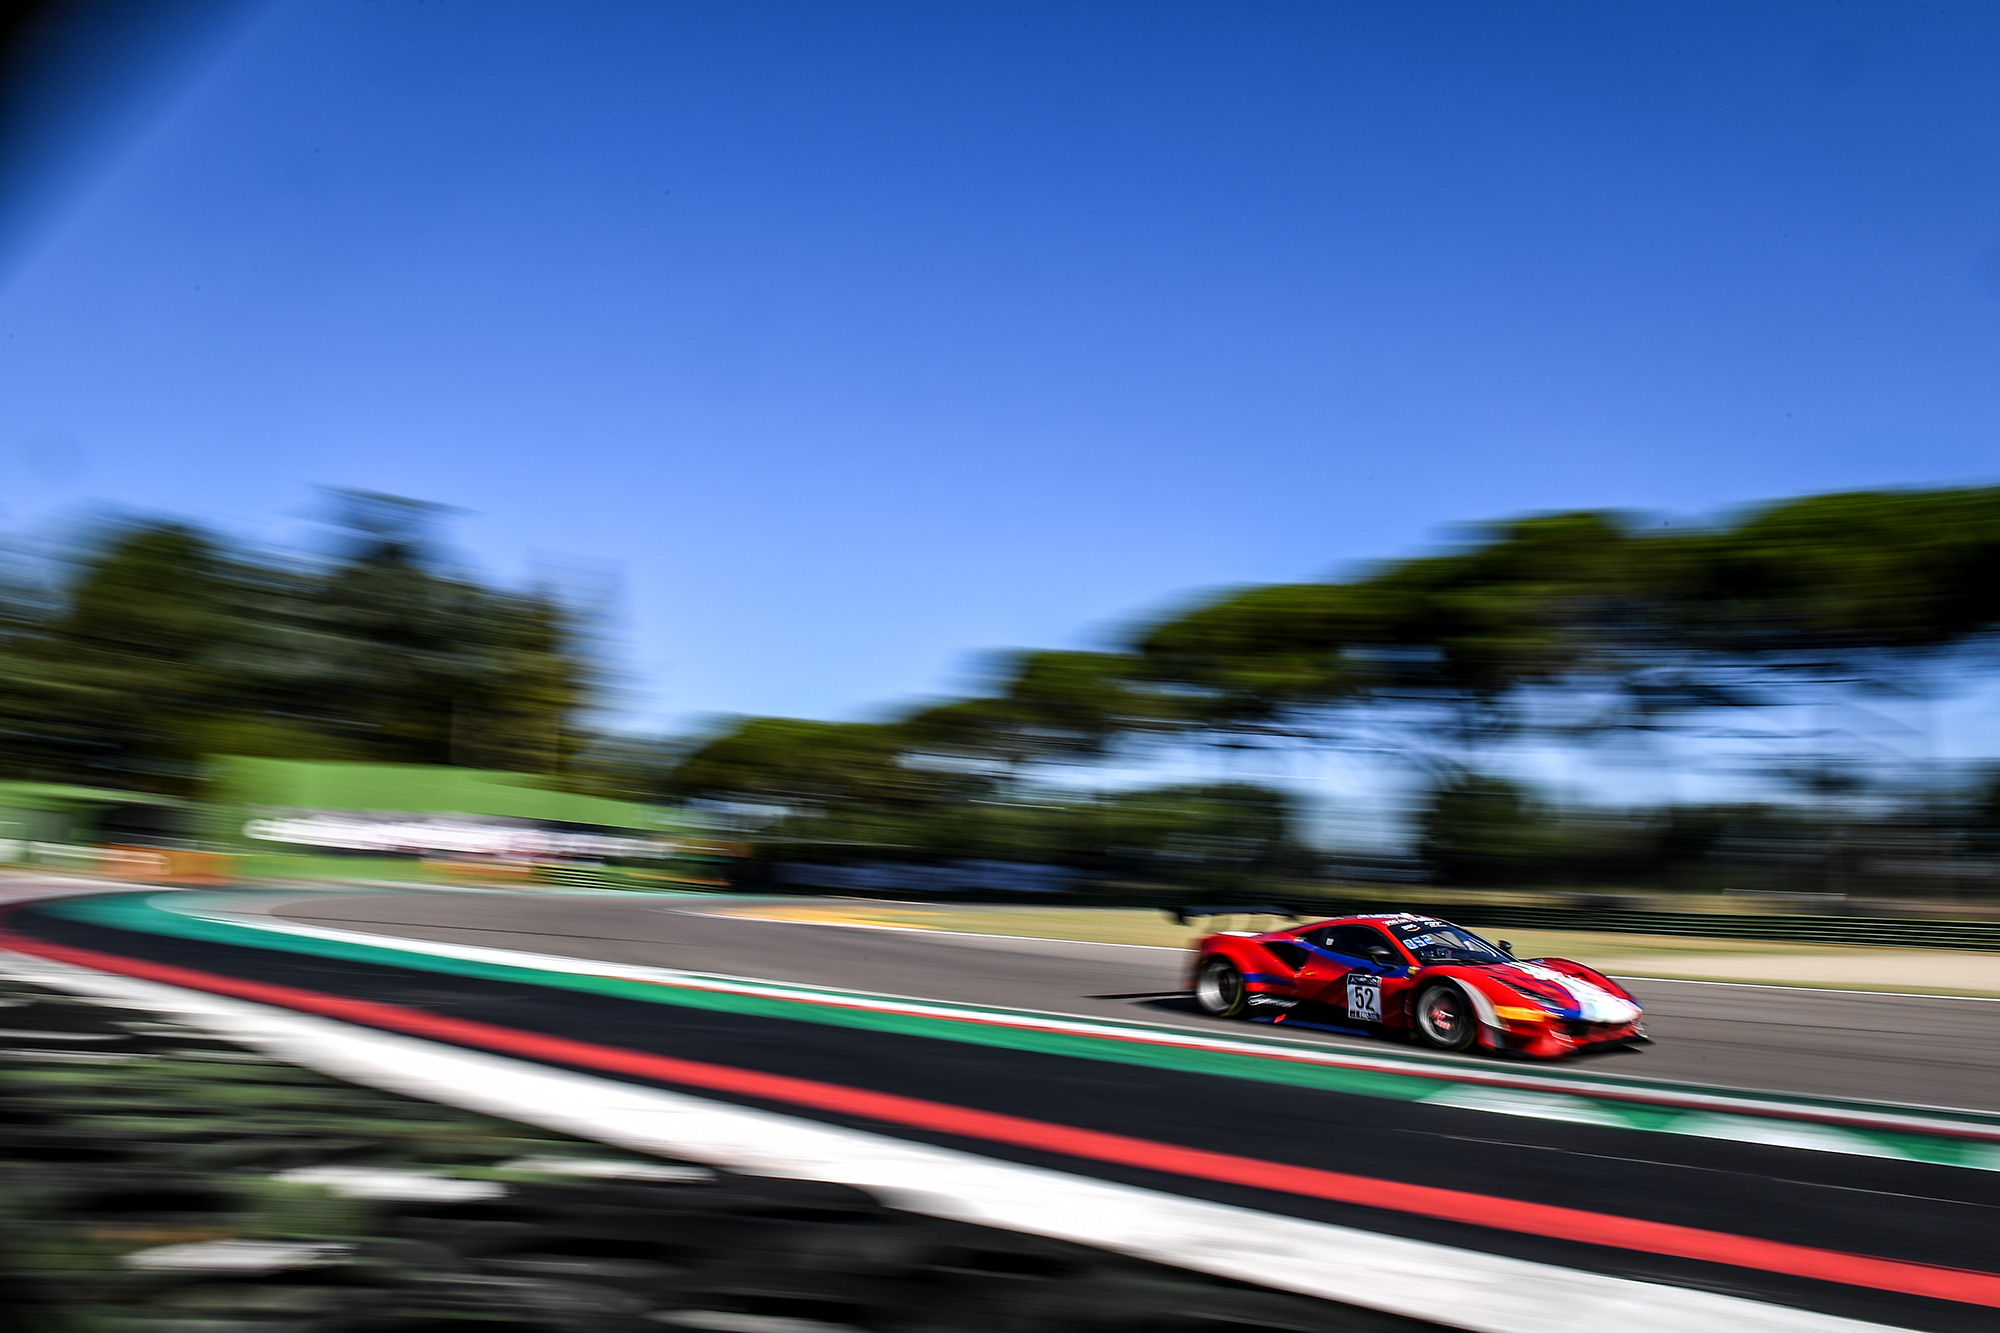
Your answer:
[1346,974,1382,1022]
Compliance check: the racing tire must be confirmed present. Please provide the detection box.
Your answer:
[1192,958,1249,1019]
[1413,982,1479,1051]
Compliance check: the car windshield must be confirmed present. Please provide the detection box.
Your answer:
[1389,923,1511,964]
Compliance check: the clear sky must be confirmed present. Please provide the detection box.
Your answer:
[3,1,1999,737]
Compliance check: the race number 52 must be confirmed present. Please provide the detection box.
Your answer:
[1346,974,1382,1022]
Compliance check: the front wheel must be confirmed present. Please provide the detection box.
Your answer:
[1193,958,1248,1018]
[1414,982,1479,1051]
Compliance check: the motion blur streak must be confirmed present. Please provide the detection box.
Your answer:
[20,486,2000,896]
[8,922,2000,1310]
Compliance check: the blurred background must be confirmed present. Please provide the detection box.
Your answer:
[9,1,2000,906]
[14,478,2000,910]
[13,10,2000,1333]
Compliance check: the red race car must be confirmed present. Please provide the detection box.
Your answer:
[1179,908,1645,1058]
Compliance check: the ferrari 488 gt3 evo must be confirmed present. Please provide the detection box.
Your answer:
[1182,909,1645,1058]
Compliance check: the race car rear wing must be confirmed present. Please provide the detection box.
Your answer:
[1165,905,1303,926]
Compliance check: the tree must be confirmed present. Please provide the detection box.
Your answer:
[0,499,597,793]
[1085,782,1315,886]
[897,650,1175,775]
[1129,489,2000,797]
[665,717,942,826]
[1415,774,1556,886]
[246,493,593,773]
[0,522,243,791]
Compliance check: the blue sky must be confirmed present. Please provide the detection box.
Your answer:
[4,1,2000,739]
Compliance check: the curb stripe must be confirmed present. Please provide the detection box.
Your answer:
[0,946,1899,1333]
[132,895,2000,1151]
[138,894,2000,1134]
[5,926,1999,1312]
[45,893,2000,1174]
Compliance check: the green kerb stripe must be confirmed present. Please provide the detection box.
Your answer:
[36,893,2000,1173]
[40,894,1442,1104]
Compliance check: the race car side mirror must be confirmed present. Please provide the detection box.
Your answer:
[1498,940,1515,956]
[1365,945,1396,968]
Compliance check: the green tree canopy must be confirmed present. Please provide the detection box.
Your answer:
[0,503,594,795]
[1129,488,2000,774]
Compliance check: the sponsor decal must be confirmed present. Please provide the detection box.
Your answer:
[1246,994,1298,1010]
[1346,974,1383,1023]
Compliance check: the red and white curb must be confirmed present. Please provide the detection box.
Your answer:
[170,894,2000,1167]
[0,945,1901,1333]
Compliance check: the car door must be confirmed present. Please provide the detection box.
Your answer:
[1296,924,1403,1024]
[1245,938,1311,1016]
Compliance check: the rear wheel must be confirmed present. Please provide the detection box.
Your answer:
[1414,982,1479,1051]
[1193,958,1248,1018]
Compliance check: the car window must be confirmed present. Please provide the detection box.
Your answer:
[1386,922,1511,964]
[1260,940,1308,971]
[1305,925,1399,960]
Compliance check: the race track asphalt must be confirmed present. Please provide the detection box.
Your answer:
[12,886,2000,1333]
[261,889,2000,1113]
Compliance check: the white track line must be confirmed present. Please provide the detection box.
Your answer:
[193,898,2000,1134]
[0,947,1900,1333]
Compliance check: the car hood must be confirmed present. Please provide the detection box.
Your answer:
[1476,960,1642,1024]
